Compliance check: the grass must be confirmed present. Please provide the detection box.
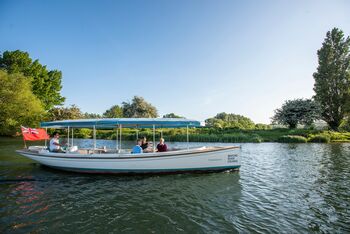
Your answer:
[277,135,307,143]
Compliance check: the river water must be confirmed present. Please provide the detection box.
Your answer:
[0,137,349,233]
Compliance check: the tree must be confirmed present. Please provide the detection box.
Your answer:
[122,96,158,118]
[47,105,83,121]
[162,113,184,118]
[0,50,65,110]
[83,112,102,119]
[313,28,350,130]
[205,112,255,129]
[0,70,45,135]
[272,99,320,129]
[103,105,123,118]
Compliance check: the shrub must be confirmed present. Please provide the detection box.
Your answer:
[277,135,307,143]
[308,134,330,143]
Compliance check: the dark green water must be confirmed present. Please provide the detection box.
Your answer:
[1,137,350,233]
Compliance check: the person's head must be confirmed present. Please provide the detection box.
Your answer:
[137,139,142,145]
[159,138,165,144]
[142,137,147,143]
[53,132,59,138]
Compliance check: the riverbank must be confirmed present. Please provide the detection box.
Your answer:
[32,128,350,143]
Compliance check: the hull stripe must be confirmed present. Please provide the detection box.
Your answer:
[46,165,241,174]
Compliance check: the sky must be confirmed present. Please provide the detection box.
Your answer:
[1,0,349,123]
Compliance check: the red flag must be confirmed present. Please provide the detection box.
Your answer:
[21,126,50,141]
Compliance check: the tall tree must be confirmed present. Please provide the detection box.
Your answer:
[272,99,320,129]
[122,96,158,118]
[103,105,123,118]
[205,112,255,129]
[313,28,350,130]
[47,105,83,121]
[0,70,45,135]
[84,112,102,119]
[163,113,184,118]
[0,50,65,110]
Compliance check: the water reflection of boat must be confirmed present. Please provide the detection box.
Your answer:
[16,118,241,174]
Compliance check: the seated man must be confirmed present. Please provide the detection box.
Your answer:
[49,132,64,153]
[156,138,168,152]
[131,139,143,154]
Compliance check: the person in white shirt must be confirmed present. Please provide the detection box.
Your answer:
[50,132,63,152]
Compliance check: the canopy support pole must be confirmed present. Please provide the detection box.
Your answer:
[116,126,119,152]
[136,128,138,140]
[93,125,96,152]
[153,124,155,152]
[160,130,163,138]
[67,126,70,147]
[71,128,74,146]
[119,124,122,152]
[187,125,189,150]
[45,127,48,148]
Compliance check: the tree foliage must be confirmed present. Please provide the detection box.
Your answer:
[205,112,255,129]
[46,105,83,121]
[313,28,350,130]
[83,112,102,119]
[0,70,45,135]
[0,50,65,110]
[162,113,184,118]
[272,99,320,129]
[103,105,123,118]
[122,96,158,118]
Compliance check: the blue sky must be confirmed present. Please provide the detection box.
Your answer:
[1,0,349,123]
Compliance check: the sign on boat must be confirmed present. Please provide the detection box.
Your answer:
[16,118,241,174]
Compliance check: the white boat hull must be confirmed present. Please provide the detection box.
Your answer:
[16,146,241,174]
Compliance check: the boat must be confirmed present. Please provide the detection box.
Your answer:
[16,118,241,174]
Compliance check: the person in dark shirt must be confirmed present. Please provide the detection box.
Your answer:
[141,137,149,150]
[156,138,167,152]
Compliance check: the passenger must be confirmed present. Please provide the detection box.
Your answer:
[49,132,64,153]
[156,138,168,152]
[141,137,149,150]
[131,139,143,154]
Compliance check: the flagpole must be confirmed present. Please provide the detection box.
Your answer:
[23,137,27,149]
[21,126,27,149]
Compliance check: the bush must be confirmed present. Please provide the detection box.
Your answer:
[308,134,330,143]
[277,135,307,143]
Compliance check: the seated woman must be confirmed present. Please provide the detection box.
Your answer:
[131,139,143,154]
[156,138,168,152]
[141,137,153,153]
[141,137,149,150]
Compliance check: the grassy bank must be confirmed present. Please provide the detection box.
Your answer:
[50,128,350,143]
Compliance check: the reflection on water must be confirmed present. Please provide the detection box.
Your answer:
[1,138,350,233]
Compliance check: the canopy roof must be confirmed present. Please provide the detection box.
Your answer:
[40,118,202,129]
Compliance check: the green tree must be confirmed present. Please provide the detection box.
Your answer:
[162,113,184,118]
[0,50,65,110]
[103,105,123,118]
[205,112,255,129]
[122,96,158,118]
[272,99,320,129]
[84,112,102,119]
[313,28,350,130]
[0,70,45,135]
[47,105,83,121]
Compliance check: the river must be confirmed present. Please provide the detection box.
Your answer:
[0,137,349,233]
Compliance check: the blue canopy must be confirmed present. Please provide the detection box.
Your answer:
[40,118,202,129]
